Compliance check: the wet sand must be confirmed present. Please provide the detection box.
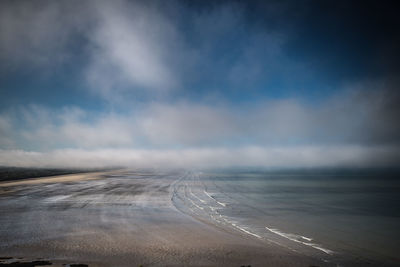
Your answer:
[0,170,331,266]
[0,172,107,187]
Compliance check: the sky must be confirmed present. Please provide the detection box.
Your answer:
[0,0,399,169]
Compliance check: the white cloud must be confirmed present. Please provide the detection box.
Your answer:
[0,0,88,68]
[0,0,294,102]
[139,103,236,145]
[0,0,180,99]
[0,86,398,168]
[86,0,179,99]
[0,1,398,169]
[15,106,136,149]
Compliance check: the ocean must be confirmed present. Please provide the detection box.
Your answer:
[172,169,400,266]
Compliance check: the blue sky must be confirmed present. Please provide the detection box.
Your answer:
[0,0,399,168]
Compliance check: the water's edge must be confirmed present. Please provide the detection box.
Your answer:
[171,171,336,264]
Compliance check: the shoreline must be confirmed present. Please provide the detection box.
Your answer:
[0,170,119,187]
[0,170,340,266]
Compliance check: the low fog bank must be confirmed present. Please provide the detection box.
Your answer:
[1,87,399,151]
[1,145,399,169]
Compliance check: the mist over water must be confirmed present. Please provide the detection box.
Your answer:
[173,169,400,266]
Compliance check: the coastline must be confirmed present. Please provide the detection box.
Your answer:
[0,171,112,187]
[0,170,336,266]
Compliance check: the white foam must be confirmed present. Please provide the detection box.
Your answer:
[300,235,313,242]
[44,195,69,202]
[203,190,213,199]
[265,227,334,255]
[204,190,226,207]
[209,206,219,212]
[190,190,207,203]
[234,225,262,238]
[311,245,335,255]
[216,200,227,207]
[225,223,261,238]
[216,216,262,239]
[187,197,204,210]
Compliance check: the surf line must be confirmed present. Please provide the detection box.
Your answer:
[210,214,262,239]
[190,189,207,204]
[204,190,227,207]
[231,223,262,238]
[187,196,204,210]
[265,227,334,255]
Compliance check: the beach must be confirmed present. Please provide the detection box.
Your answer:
[0,170,333,267]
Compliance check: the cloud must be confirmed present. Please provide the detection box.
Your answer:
[0,85,399,168]
[1,1,399,169]
[0,0,180,99]
[0,115,14,148]
[86,0,180,99]
[1,0,398,104]
[139,102,236,146]
[0,0,89,69]
[2,86,400,148]
[0,0,294,102]
[13,106,136,150]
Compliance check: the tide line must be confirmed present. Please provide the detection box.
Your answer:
[204,190,227,207]
[265,226,334,255]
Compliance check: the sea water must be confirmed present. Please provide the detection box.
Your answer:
[172,169,400,266]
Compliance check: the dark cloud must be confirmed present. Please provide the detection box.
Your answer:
[280,0,400,83]
[0,0,91,69]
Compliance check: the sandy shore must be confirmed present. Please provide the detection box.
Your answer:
[0,170,332,266]
[0,171,111,187]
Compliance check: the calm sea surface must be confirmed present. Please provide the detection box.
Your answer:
[173,170,400,266]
